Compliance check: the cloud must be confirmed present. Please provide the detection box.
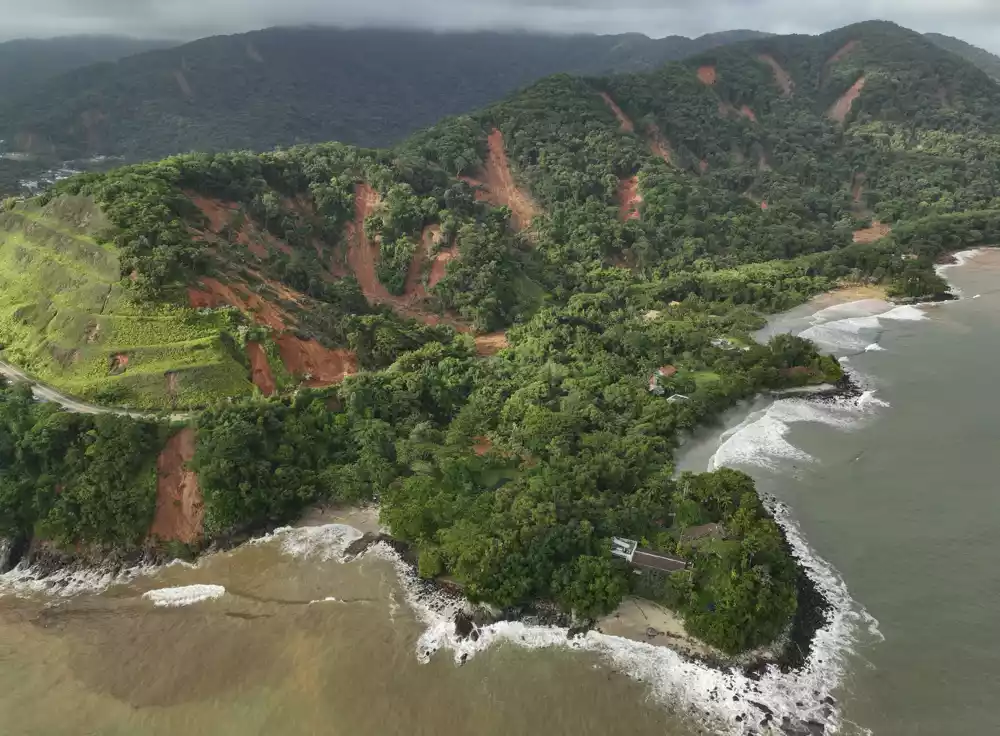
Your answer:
[2,0,1000,53]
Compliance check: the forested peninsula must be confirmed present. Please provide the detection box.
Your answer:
[2,20,998,654]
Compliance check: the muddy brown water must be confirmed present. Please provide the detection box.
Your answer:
[0,537,700,736]
[4,252,1000,735]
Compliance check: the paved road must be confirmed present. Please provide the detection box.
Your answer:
[0,358,192,421]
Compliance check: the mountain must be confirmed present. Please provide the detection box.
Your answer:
[3,20,999,668]
[925,33,1000,81]
[0,26,768,161]
[0,35,175,101]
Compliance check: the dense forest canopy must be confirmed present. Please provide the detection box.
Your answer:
[2,19,998,653]
[0,27,769,165]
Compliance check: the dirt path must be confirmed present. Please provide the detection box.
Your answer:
[150,427,203,545]
[463,129,539,231]
[599,92,634,133]
[828,76,866,123]
[617,176,642,221]
[758,54,793,96]
[246,341,276,396]
[0,357,191,421]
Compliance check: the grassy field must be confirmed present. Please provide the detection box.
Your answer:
[0,196,252,409]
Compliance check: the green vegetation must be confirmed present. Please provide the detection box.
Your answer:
[0,380,166,550]
[4,20,1000,652]
[0,196,250,409]
[0,28,768,165]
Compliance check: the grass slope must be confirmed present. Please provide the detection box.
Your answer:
[0,196,250,408]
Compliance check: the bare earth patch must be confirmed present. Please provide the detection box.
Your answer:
[150,428,203,545]
[617,176,642,221]
[474,332,509,356]
[828,40,860,65]
[246,341,276,396]
[599,92,634,132]
[739,105,757,122]
[428,249,457,290]
[853,220,891,243]
[697,65,717,85]
[276,335,358,387]
[187,276,290,331]
[758,54,794,96]
[646,123,672,164]
[829,76,866,123]
[462,129,539,231]
[189,195,238,233]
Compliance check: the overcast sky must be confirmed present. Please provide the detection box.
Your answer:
[3,0,1000,53]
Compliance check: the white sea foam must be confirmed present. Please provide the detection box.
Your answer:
[365,508,878,735]
[0,561,151,599]
[708,396,879,471]
[248,524,364,562]
[143,584,226,607]
[934,248,985,278]
[864,342,884,352]
[880,305,927,322]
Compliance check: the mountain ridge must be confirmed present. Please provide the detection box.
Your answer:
[2,20,999,682]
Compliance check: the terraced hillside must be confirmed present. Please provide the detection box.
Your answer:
[0,196,247,408]
[6,21,1000,656]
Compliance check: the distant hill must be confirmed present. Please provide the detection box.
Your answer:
[0,35,175,101]
[925,33,1000,81]
[8,22,1000,677]
[0,26,769,161]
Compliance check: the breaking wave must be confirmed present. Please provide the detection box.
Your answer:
[798,299,926,356]
[247,523,364,562]
[360,518,879,736]
[143,584,226,607]
[0,561,151,599]
[708,394,884,471]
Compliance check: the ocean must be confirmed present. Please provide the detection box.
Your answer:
[1,251,998,735]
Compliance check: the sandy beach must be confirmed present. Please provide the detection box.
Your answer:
[808,283,888,310]
[597,597,718,659]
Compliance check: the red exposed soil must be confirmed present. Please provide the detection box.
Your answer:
[346,182,390,302]
[275,335,359,387]
[617,176,642,221]
[462,129,539,231]
[739,105,757,123]
[187,276,290,331]
[344,184,471,330]
[699,159,710,174]
[246,341,276,396]
[472,436,494,456]
[428,249,457,290]
[110,353,129,373]
[758,54,794,96]
[402,225,443,300]
[646,123,672,164]
[599,92,634,133]
[150,428,203,545]
[697,65,717,85]
[761,200,770,211]
[190,195,238,233]
[474,332,509,357]
[828,40,859,65]
[853,221,891,243]
[828,76,866,123]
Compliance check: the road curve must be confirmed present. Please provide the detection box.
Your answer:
[0,357,192,422]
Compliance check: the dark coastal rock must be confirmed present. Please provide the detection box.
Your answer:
[454,612,475,639]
